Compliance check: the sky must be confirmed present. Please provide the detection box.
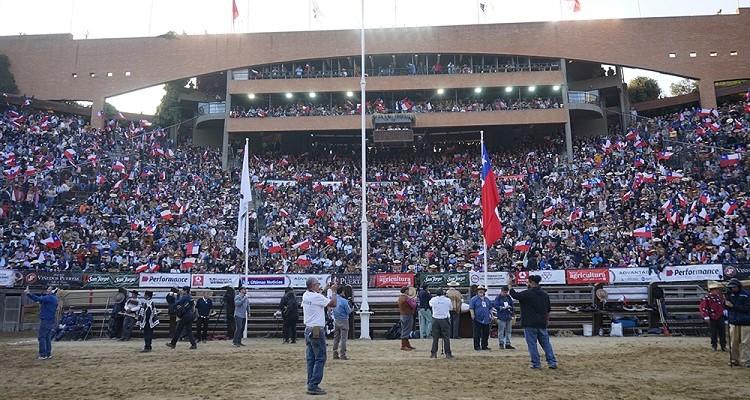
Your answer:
[0,0,747,114]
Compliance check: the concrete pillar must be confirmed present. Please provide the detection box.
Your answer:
[90,97,106,130]
[698,78,717,110]
[221,70,231,170]
[559,58,573,164]
[617,66,630,132]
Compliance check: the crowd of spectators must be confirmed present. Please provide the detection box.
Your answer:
[2,94,750,277]
[230,97,562,119]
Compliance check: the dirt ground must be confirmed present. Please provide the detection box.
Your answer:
[1,332,748,400]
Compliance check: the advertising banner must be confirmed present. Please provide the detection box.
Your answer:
[336,273,368,288]
[566,268,610,284]
[22,271,84,289]
[723,264,750,280]
[139,273,191,288]
[417,272,470,287]
[82,273,140,289]
[469,271,510,287]
[374,273,415,288]
[0,270,18,287]
[607,268,653,284]
[658,264,723,282]
[285,274,332,289]
[242,275,288,289]
[191,274,241,289]
[514,270,566,285]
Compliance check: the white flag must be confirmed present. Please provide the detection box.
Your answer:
[235,141,252,251]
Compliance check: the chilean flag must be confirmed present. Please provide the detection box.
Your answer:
[719,153,741,168]
[292,239,311,251]
[514,240,532,252]
[185,241,200,255]
[135,262,156,274]
[722,200,738,216]
[181,257,197,270]
[295,255,312,266]
[656,151,673,160]
[279,208,290,218]
[677,192,687,207]
[395,189,406,201]
[633,226,652,238]
[665,171,683,182]
[621,191,633,201]
[112,161,125,173]
[315,208,325,217]
[698,208,710,221]
[502,185,514,196]
[63,149,77,159]
[41,233,63,249]
[543,206,554,217]
[660,199,672,212]
[481,143,503,246]
[541,217,555,227]
[268,241,284,254]
[699,191,711,204]
[160,209,172,220]
[325,235,338,246]
[634,157,644,167]
[626,130,637,141]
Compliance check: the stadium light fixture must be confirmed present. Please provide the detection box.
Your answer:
[125,71,131,76]
[309,92,316,98]
[474,87,482,93]
[89,73,95,78]
[553,85,560,91]
[529,86,536,92]
[346,91,354,97]
[505,87,513,93]
[71,73,77,78]
[437,88,444,95]
[285,92,293,99]
[247,93,255,99]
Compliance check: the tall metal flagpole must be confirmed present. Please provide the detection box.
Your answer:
[358,0,372,340]
[481,131,488,289]
[243,137,249,339]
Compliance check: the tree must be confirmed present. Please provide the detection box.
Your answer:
[0,53,19,94]
[103,102,119,117]
[669,79,698,96]
[627,76,662,103]
[154,79,188,128]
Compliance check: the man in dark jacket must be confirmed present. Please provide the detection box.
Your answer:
[279,288,299,343]
[725,278,750,367]
[25,286,59,360]
[196,291,213,343]
[493,285,515,349]
[508,275,557,369]
[166,286,197,350]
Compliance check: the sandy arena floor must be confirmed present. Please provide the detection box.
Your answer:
[1,333,748,400]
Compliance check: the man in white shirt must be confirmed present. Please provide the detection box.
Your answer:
[429,288,454,359]
[302,277,338,396]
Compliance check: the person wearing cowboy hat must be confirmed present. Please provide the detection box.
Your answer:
[397,286,418,351]
[469,285,492,351]
[724,278,750,367]
[700,281,727,352]
[108,287,128,340]
[508,274,557,369]
[119,290,141,341]
[137,291,159,353]
[446,281,462,339]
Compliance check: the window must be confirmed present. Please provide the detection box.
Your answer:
[125,71,131,76]
[668,53,676,58]
[709,52,717,57]
[107,72,113,77]
[730,51,738,56]
[689,52,697,58]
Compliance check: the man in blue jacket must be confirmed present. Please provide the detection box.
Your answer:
[53,306,78,341]
[166,286,197,350]
[493,285,515,349]
[725,278,750,367]
[25,286,59,360]
[332,285,352,360]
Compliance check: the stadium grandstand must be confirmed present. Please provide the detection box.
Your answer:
[1,9,750,340]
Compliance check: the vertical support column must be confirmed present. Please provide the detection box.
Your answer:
[559,58,573,164]
[222,69,232,170]
[617,66,630,133]
[698,78,717,111]
[90,97,106,130]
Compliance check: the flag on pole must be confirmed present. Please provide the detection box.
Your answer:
[232,0,240,27]
[235,141,252,251]
[481,142,503,246]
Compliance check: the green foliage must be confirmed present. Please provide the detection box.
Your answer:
[715,80,746,89]
[669,79,698,96]
[154,80,188,128]
[0,53,20,94]
[157,31,179,39]
[628,76,662,103]
[103,102,119,117]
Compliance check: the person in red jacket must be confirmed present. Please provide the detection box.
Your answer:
[699,281,726,351]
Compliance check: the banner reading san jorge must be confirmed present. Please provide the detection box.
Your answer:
[82,273,140,289]
[417,272,470,287]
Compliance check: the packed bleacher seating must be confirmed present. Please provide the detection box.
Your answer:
[2,94,750,276]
